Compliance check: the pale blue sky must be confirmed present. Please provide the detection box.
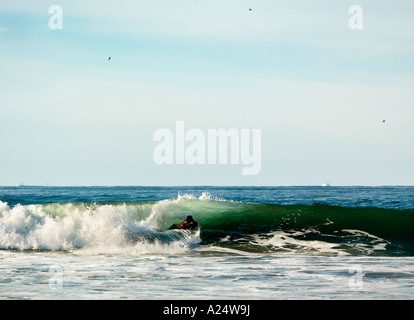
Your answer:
[1,0,413,186]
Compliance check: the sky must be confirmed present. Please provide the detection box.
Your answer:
[0,0,413,186]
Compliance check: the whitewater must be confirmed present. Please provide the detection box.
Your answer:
[0,186,413,299]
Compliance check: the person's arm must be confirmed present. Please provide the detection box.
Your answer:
[178,221,187,229]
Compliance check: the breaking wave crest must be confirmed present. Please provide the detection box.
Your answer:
[0,198,200,254]
[1,192,413,256]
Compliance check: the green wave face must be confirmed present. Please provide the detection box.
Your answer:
[165,197,414,255]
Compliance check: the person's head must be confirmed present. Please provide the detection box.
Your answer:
[186,215,194,222]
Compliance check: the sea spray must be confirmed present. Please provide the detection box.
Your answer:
[0,200,200,253]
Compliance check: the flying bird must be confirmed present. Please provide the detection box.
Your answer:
[108,57,111,61]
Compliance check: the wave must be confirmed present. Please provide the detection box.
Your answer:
[1,193,413,256]
[0,199,200,254]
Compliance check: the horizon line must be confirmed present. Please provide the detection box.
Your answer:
[2,184,413,188]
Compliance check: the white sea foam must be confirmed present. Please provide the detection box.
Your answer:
[250,231,349,256]
[0,201,200,254]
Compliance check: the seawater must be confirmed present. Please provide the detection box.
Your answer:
[0,186,413,299]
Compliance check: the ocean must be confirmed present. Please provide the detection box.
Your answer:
[0,186,413,300]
